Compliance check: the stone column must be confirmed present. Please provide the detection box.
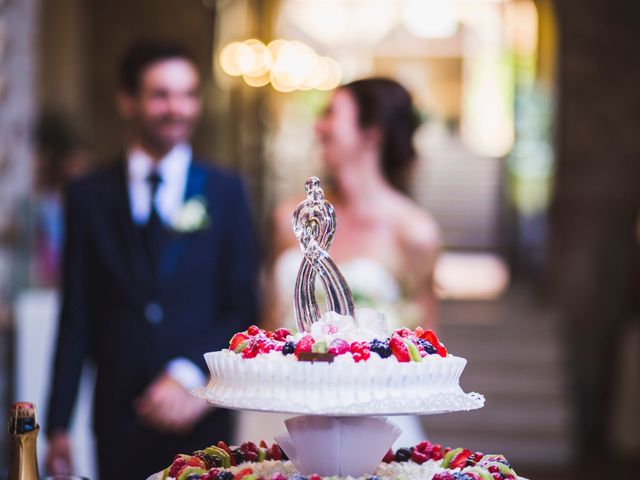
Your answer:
[0,0,39,469]
[551,0,640,457]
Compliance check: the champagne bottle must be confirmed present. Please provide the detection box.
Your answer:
[8,402,40,480]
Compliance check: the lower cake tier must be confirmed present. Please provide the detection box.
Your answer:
[195,351,484,415]
[151,440,524,480]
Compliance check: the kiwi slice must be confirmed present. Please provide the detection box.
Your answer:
[403,338,422,362]
[177,466,207,480]
[234,339,250,353]
[483,461,517,477]
[204,445,231,468]
[464,466,493,480]
[441,447,463,468]
[312,340,328,353]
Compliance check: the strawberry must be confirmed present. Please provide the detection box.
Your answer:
[270,443,282,461]
[449,448,472,469]
[259,440,268,449]
[420,329,448,357]
[229,332,250,351]
[295,335,315,356]
[233,467,254,479]
[389,334,410,362]
[382,449,395,463]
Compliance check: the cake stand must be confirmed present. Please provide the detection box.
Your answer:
[194,178,484,478]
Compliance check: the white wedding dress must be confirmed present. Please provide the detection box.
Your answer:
[234,248,427,447]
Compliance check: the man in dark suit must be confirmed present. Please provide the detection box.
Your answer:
[45,41,259,479]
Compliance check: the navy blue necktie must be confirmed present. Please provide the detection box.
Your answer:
[142,170,167,269]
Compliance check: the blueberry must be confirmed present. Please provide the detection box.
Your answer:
[217,471,234,480]
[369,339,392,358]
[417,338,437,355]
[394,447,412,462]
[282,341,296,355]
[290,475,308,480]
[367,477,383,480]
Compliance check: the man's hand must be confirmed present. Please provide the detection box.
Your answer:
[135,372,212,434]
[45,430,73,475]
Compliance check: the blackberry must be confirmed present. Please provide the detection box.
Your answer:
[290,475,309,480]
[231,447,244,464]
[394,447,412,462]
[369,338,392,358]
[367,477,383,480]
[282,341,296,355]
[217,472,234,480]
[417,338,437,355]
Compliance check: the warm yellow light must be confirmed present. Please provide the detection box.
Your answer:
[302,55,329,90]
[241,39,270,78]
[243,72,271,87]
[219,42,243,76]
[316,57,342,91]
[265,39,288,70]
[219,38,343,92]
[270,69,297,93]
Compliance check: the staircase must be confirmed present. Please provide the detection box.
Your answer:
[423,289,573,468]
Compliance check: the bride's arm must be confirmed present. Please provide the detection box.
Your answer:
[261,200,301,331]
[398,209,441,329]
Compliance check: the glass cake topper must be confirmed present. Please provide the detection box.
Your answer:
[292,177,356,333]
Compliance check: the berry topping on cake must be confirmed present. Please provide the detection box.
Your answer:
[160,441,517,480]
[225,322,450,364]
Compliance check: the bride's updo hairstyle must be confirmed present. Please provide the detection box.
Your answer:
[341,78,420,192]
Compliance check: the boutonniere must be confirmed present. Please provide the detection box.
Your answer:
[172,197,210,233]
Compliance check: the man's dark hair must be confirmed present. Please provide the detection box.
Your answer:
[117,40,197,94]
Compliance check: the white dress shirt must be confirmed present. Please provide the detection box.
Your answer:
[126,143,206,390]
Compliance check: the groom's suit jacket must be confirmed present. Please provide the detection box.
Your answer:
[46,157,259,478]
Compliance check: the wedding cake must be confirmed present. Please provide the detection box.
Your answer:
[152,178,528,480]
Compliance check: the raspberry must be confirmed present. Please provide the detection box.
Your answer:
[467,451,484,465]
[168,457,188,478]
[350,341,371,362]
[242,450,258,462]
[270,474,288,480]
[273,327,291,342]
[309,475,322,480]
[394,328,413,338]
[295,335,315,356]
[491,474,502,480]
[411,449,429,464]
[247,325,261,336]
[202,468,221,480]
[369,339,392,358]
[328,338,350,356]
[430,444,444,461]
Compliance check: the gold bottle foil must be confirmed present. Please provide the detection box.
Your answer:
[8,402,40,480]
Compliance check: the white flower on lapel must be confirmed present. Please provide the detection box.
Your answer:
[172,197,210,233]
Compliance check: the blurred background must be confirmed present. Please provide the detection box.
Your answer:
[0,0,638,479]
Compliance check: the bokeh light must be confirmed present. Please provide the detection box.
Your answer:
[218,38,342,92]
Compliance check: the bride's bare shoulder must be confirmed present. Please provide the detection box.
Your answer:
[391,193,441,254]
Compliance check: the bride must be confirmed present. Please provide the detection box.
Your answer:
[236,78,440,446]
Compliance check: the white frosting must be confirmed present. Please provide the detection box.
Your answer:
[194,349,484,416]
